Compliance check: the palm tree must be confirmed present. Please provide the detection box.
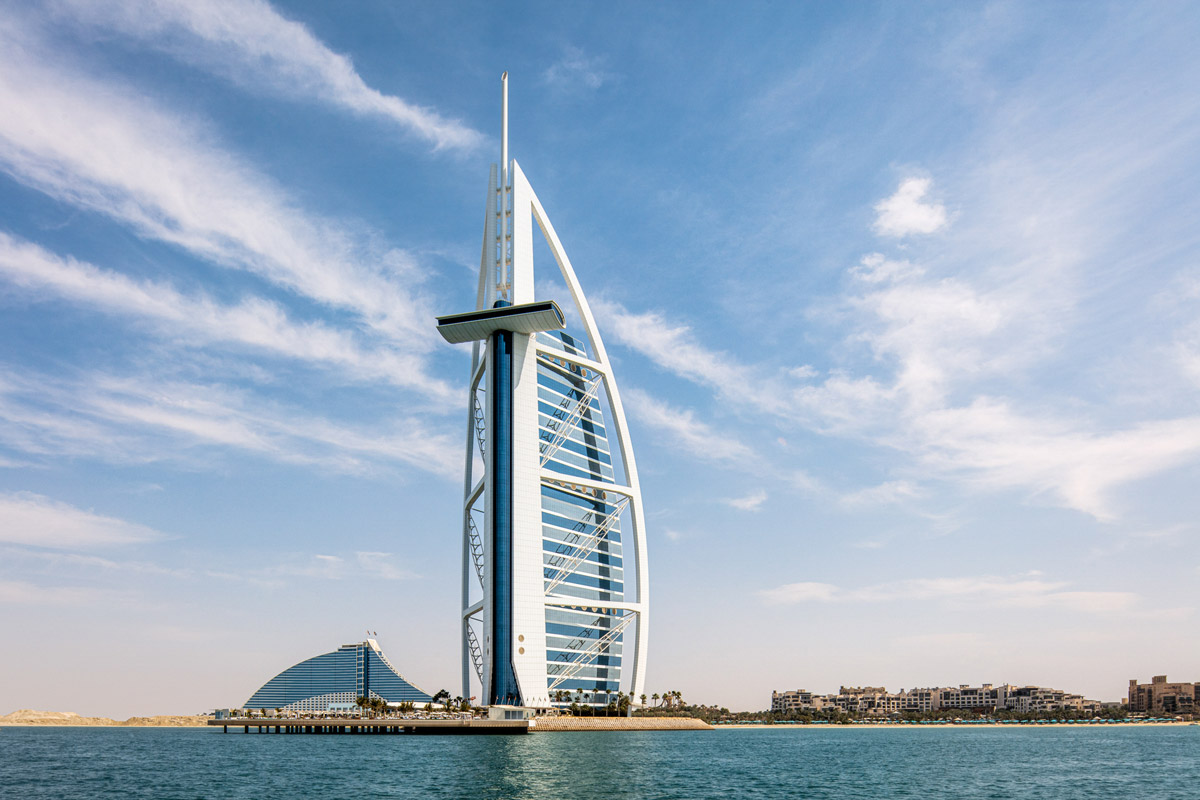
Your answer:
[651,692,660,708]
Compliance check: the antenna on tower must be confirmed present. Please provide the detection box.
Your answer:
[500,71,509,299]
[501,71,509,179]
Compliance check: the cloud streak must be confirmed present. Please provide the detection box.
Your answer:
[723,489,768,512]
[542,45,613,91]
[0,492,166,549]
[0,579,111,606]
[623,387,755,465]
[48,0,484,151]
[760,573,1138,614]
[0,19,442,356]
[0,369,460,478]
[0,232,453,400]
[268,551,417,581]
[599,255,1200,520]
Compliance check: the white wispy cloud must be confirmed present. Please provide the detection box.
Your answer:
[838,480,921,507]
[0,369,460,478]
[594,299,758,394]
[0,20,442,357]
[622,387,755,464]
[0,232,453,400]
[759,573,1138,614]
[354,551,417,581]
[912,402,1200,522]
[0,579,111,606]
[758,582,838,604]
[593,298,795,419]
[873,177,948,237]
[47,0,484,151]
[268,551,416,581]
[850,253,925,284]
[542,45,613,91]
[1,547,189,578]
[599,250,1200,520]
[723,489,768,512]
[0,492,165,549]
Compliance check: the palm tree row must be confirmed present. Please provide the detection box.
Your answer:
[549,688,638,717]
[649,690,684,709]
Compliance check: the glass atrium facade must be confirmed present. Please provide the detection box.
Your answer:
[537,331,624,699]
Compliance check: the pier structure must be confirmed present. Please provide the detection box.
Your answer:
[210,717,527,735]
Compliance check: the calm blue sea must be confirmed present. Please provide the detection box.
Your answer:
[1,726,1197,799]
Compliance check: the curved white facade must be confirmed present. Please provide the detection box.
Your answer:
[452,79,649,708]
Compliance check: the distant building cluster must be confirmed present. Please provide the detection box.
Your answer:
[771,684,1107,716]
[1128,676,1198,716]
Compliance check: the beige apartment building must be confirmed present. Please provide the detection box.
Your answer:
[1128,676,1198,715]
[772,683,1098,715]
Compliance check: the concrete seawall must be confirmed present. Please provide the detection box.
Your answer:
[532,717,711,732]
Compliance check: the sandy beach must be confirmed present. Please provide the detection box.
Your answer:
[0,710,209,728]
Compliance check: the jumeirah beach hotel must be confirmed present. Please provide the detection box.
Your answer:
[243,639,431,713]
[437,74,649,709]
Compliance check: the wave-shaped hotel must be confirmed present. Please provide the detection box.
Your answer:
[244,639,431,713]
[437,74,650,709]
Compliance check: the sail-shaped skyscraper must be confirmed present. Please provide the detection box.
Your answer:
[437,74,649,709]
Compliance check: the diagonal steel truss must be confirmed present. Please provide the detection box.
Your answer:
[543,496,629,594]
[539,373,603,467]
[472,392,487,458]
[546,611,636,691]
[466,512,484,587]
[465,616,484,686]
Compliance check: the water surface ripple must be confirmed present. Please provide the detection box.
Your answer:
[1,726,1197,799]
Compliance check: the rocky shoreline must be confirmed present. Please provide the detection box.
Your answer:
[533,716,711,731]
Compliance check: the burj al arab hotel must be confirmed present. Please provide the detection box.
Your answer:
[437,74,649,709]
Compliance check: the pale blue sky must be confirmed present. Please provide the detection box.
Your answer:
[1,1,1198,715]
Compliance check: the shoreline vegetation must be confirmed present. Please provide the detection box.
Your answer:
[632,696,1196,727]
[1,709,1192,731]
[6,705,1195,730]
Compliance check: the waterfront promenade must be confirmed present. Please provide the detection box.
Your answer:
[210,717,527,735]
[208,716,713,734]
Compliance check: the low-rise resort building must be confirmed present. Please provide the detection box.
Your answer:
[771,683,1106,716]
[243,639,431,713]
[1128,676,1199,716]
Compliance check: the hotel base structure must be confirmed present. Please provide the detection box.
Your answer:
[437,74,649,709]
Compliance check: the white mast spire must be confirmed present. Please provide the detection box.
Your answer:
[500,71,509,299]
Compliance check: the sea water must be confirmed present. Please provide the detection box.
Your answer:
[1,725,1197,799]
